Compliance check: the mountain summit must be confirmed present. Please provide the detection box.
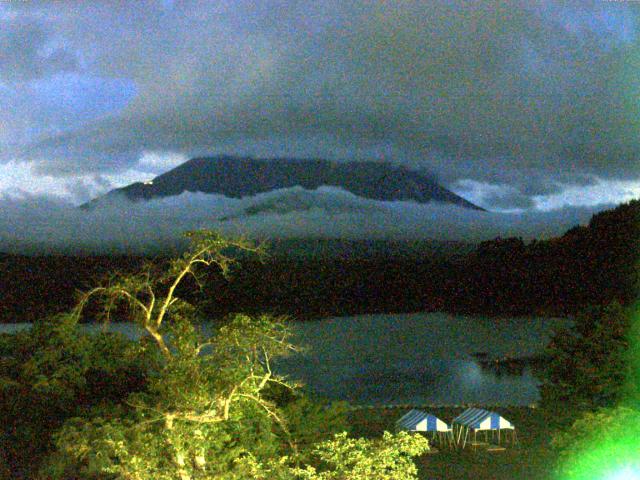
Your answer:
[82,156,485,211]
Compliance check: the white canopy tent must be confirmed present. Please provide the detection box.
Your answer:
[395,409,454,446]
[452,408,517,448]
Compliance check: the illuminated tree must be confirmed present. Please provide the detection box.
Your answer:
[239,431,430,480]
[42,232,305,478]
[40,231,428,479]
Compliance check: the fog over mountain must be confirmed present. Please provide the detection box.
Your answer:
[0,189,606,255]
[2,2,640,254]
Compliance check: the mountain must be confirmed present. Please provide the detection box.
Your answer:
[81,156,485,211]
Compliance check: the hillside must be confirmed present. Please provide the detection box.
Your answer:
[1,199,639,322]
[81,156,485,211]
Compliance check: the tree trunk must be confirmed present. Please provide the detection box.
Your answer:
[165,414,192,480]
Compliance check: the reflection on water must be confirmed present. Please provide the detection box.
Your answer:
[0,312,569,406]
[278,312,569,405]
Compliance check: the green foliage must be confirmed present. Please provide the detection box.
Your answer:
[4,231,429,479]
[238,431,430,480]
[0,314,151,478]
[36,232,296,479]
[293,431,429,480]
[281,396,351,455]
[47,404,260,479]
[552,406,640,480]
[539,302,631,425]
[44,313,297,480]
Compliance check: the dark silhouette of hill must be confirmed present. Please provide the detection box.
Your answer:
[435,199,640,316]
[81,156,485,211]
[1,199,639,322]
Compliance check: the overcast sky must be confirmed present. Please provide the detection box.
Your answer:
[1,1,640,250]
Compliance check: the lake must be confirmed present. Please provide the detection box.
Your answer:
[0,312,569,406]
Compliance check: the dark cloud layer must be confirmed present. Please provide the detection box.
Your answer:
[0,15,77,82]
[1,1,639,194]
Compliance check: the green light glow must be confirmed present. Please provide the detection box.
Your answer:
[556,425,640,479]
[555,304,640,479]
[605,467,640,480]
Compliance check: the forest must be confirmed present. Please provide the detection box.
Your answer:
[2,199,638,323]
[1,226,638,479]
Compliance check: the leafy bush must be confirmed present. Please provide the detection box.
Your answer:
[539,302,631,425]
[237,431,430,480]
[0,315,151,478]
[292,431,430,480]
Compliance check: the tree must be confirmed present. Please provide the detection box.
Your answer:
[539,301,631,425]
[0,315,149,478]
[41,231,307,479]
[44,314,303,479]
[39,231,429,479]
[238,431,430,480]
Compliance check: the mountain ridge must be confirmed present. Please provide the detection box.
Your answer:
[81,156,486,211]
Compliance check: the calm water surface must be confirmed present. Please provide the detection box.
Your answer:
[0,312,570,406]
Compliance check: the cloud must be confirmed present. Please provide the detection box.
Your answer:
[0,188,608,255]
[451,174,640,213]
[0,159,152,204]
[532,177,640,211]
[0,72,136,149]
[0,15,77,82]
[0,160,73,199]
[449,179,533,213]
[219,186,389,220]
[138,151,189,172]
[1,1,640,211]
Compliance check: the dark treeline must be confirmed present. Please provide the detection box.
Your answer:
[445,199,639,315]
[201,194,639,317]
[1,199,639,323]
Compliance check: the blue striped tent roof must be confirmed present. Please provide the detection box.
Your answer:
[396,409,451,432]
[452,408,514,431]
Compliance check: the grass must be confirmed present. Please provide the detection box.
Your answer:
[347,406,557,480]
